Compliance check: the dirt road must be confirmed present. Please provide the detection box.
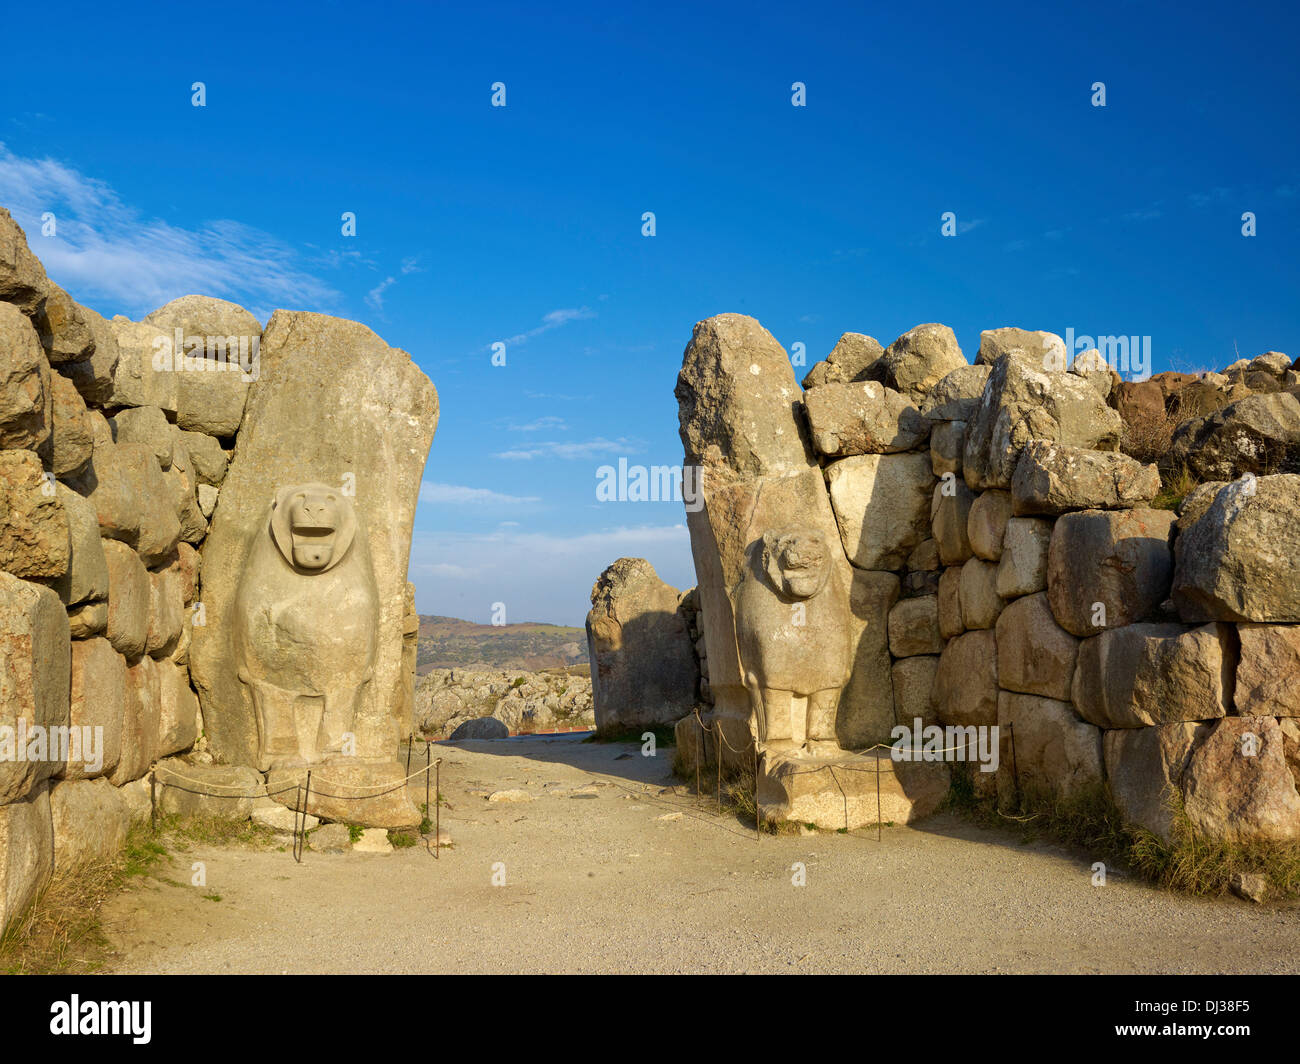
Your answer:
[102,735,1300,974]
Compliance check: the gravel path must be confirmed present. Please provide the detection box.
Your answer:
[102,735,1300,974]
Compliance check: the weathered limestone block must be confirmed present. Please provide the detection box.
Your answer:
[759,750,948,829]
[48,373,93,477]
[111,405,173,469]
[995,516,1053,599]
[43,484,106,608]
[959,557,1003,630]
[1172,475,1300,622]
[734,529,850,755]
[191,312,437,768]
[1182,716,1300,844]
[930,477,974,566]
[175,362,253,438]
[878,323,967,402]
[1047,508,1176,636]
[67,600,107,639]
[267,760,421,828]
[995,593,1078,701]
[907,537,939,572]
[109,317,176,412]
[59,305,120,408]
[975,327,1068,372]
[0,573,70,802]
[50,777,129,870]
[935,630,998,726]
[1169,393,1300,481]
[963,354,1123,491]
[0,784,52,937]
[1236,623,1300,716]
[997,692,1102,805]
[143,294,262,352]
[157,660,200,758]
[802,381,928,456]
[197,483,218,518]
[70,437,180,562]
[180,430,229,486]
[967,489,1012,560]
[937,565,963,638]
[146,557,185,660]
[827,453,934,570]
[59,637,125,781]
[0,450,68,579]
[1069,348,1119,399]
[800,332,884,389]
[33,283,94,365]
[677,314,814,477]
[888,596,942,657]
[1104,723,1204,842]
[0,207,50,313]
[839,570,899,748]
[1071,622,1233,729]
[109,655,161,785]
[103,539,150,659]
[586,557,698,732]
[165,430,207,544]
[156,760,265,819]
[891,655,939,723]
[1011,440,1161,515]
[176,541,200,604]
[929,419,965,476]
[921,365,990,422]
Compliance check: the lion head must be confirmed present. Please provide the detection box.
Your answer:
[759,528,833,601]
[269,483,357,573]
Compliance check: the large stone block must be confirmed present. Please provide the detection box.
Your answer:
[1072,622,1234,729]
[891,655,938,723]
[191,311,437,767]
[959,557,1003,630]
[838,570,899,748]
[44,483,107,608]
[1182,716,1300,844]
[878,323,967,402]
[963,354,1122,491]
[826,453,935,570]
[50,777,129,870]
[0,783,53,938]
[0,207,50,313]
[48,372,93,477]
[995,592,1078,701]
[931,478,974,566]
[59,305,120,408]
[803,381,928,456]
[997,692,1102,805]
[967,489,1012,560]
[109,317,176,412]
[1236,623,1300,716]
[921,365,990,422]
[929,419,965,476]
[156,760,265,819]
[1046,508,1176,636]
[109,655,161,785]
[1172,475,1300,622]
[995,516,1052,599]
[0,574,70,802]
[0,450,68,579]
[975,327,1067,372]
[158,658,200,758]
[267,760,421,828]
[179,430,228,487]
[800,332,884,389]
[0,301,51,454]
[33,283,94,365]
[60,637,125,781]
[758,749,949,829]
[935,630,998,727]
[1169,393,1300,481]
[1011,440,1160,515]
[103,539,150,660]
[888,595,942,657]
[146,554,185,659]
[937,565,963,639]
[1103,723,1205,842]
[586,558,697,732]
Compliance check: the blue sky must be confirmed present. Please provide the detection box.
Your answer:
[2,0,1297,624]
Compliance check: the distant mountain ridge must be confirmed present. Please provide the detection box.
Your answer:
[415,615,588,673]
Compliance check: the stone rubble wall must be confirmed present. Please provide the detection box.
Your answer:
[675,312,1300,841]
[414,666,595,737]
[0,208,435,936]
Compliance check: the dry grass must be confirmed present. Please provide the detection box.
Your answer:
[1119,400,1183,465]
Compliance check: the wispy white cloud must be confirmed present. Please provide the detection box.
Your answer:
[494,436,644,460]
[509,416,567,432]
[0,143,338,319]
[957,218,985,234]
[496,306,596,347]
[366,275,396,311]
[419,482,541,505]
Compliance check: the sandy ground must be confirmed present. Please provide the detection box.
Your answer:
[102,734,1300,974]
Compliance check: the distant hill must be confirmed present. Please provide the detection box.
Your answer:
[415,615,589,673]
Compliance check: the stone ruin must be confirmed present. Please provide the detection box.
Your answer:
[0,208,437,935]
[589,313,1300,838]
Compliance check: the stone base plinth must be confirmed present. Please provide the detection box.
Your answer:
[268,759,421,828]
[758,749,950,830]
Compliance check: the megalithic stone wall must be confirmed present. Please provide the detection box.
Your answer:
[0,206,439,937]
[675,311,1300,841]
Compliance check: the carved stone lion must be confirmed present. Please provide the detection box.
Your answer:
[234,483,378,770]
[733,527,850,756]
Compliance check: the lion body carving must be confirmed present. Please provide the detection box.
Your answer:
[233,483,378,770]
[734,528,850,757]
